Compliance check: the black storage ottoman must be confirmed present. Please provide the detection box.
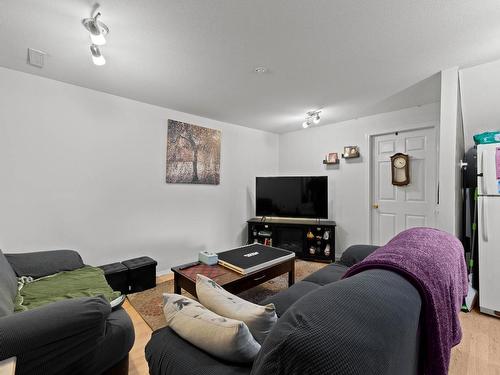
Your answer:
[99,262,129,294]
[122,256,158,293]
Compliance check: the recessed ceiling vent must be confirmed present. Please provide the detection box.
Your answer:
[27,48,46,68]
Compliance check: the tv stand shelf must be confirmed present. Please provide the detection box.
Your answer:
[247,218,336,262]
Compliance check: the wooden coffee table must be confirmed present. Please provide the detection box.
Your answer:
[172,256,295,297]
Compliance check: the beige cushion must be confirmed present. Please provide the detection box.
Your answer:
[196,274,277,344]
[163,293,260,363]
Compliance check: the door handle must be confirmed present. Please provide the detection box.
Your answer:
[372,204,379,209]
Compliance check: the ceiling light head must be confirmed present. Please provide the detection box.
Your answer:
[313,113,321,124]
[90,44,106,66]
[90,31,106,46]
[254,66,268,74]
[302,110,321,128]
[83,12,109,46]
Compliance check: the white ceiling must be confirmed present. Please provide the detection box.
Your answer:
[1,1,500,133]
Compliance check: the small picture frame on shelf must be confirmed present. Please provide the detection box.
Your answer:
[323,152,339,165]
[342,146,360,159]
[327,152,338,163]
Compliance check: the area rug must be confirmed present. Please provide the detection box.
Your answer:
[127,259,326,331]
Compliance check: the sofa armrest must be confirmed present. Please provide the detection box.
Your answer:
[251,270,421,375]
[5,250,84,278]
[338,245,379,267]
[0,296,110,373]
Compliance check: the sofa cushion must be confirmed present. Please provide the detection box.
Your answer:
[6,250,84,278]
[196,274,277,344]
[302,263,348,285]
[0,249,18,317]
[338,245,379,267]
[146,327,252,375]
[261,281,319,317]
[15,266,120,312]
[251,269,422,375]
[163,293,260,364]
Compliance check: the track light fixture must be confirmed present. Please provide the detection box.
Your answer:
[83,11,109,66]
[302,110,321,129]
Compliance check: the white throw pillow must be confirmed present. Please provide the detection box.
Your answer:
[163,293,261,363]
[196,274,278,344]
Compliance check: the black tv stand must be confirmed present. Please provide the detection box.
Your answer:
[247,217,336,262]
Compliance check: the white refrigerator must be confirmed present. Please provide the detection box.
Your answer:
[477,143,500,317]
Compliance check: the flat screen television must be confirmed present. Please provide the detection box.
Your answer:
[256,176,328,219]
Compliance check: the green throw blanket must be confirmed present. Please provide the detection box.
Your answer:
[15,265,121,312]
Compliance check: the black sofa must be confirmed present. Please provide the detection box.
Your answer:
[0,249,135,375]
[146,245,423,375]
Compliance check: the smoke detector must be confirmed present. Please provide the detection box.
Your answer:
[27,48,46,68]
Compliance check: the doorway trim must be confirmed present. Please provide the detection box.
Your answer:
[365,120,439,245]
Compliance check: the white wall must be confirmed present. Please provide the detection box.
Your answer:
[437,67,463,236]
[460,58,500,150]
[0,67,279,273]
[278,103,440,255]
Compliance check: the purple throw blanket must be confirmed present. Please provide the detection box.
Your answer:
[342,228,467,375]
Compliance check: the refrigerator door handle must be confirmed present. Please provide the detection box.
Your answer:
[482,150,488,195]
[482,197,489,242]
[480,150,483,173]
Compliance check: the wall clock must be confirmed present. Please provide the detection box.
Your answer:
[390,153,410,186]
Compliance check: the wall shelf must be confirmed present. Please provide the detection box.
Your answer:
[341,153,360,159]
[322,159,340,165]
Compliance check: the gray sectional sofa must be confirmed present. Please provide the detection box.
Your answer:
[0,249,135,375]
[146,244,423,375]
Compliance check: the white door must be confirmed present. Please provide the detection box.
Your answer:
[371,127,437,245]
[478,196,500,315]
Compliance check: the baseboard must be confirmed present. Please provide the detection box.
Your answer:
[156,269,173,277]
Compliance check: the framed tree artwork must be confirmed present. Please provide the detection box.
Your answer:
[166,120,221,184]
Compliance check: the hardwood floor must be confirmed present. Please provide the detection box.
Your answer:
[125,274,172,375]
[449,309,500,374]
[124,275,500,375]
[124,299,152,375]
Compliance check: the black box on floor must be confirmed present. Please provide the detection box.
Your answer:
[122,256,157,293]
[99,262,129,294]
